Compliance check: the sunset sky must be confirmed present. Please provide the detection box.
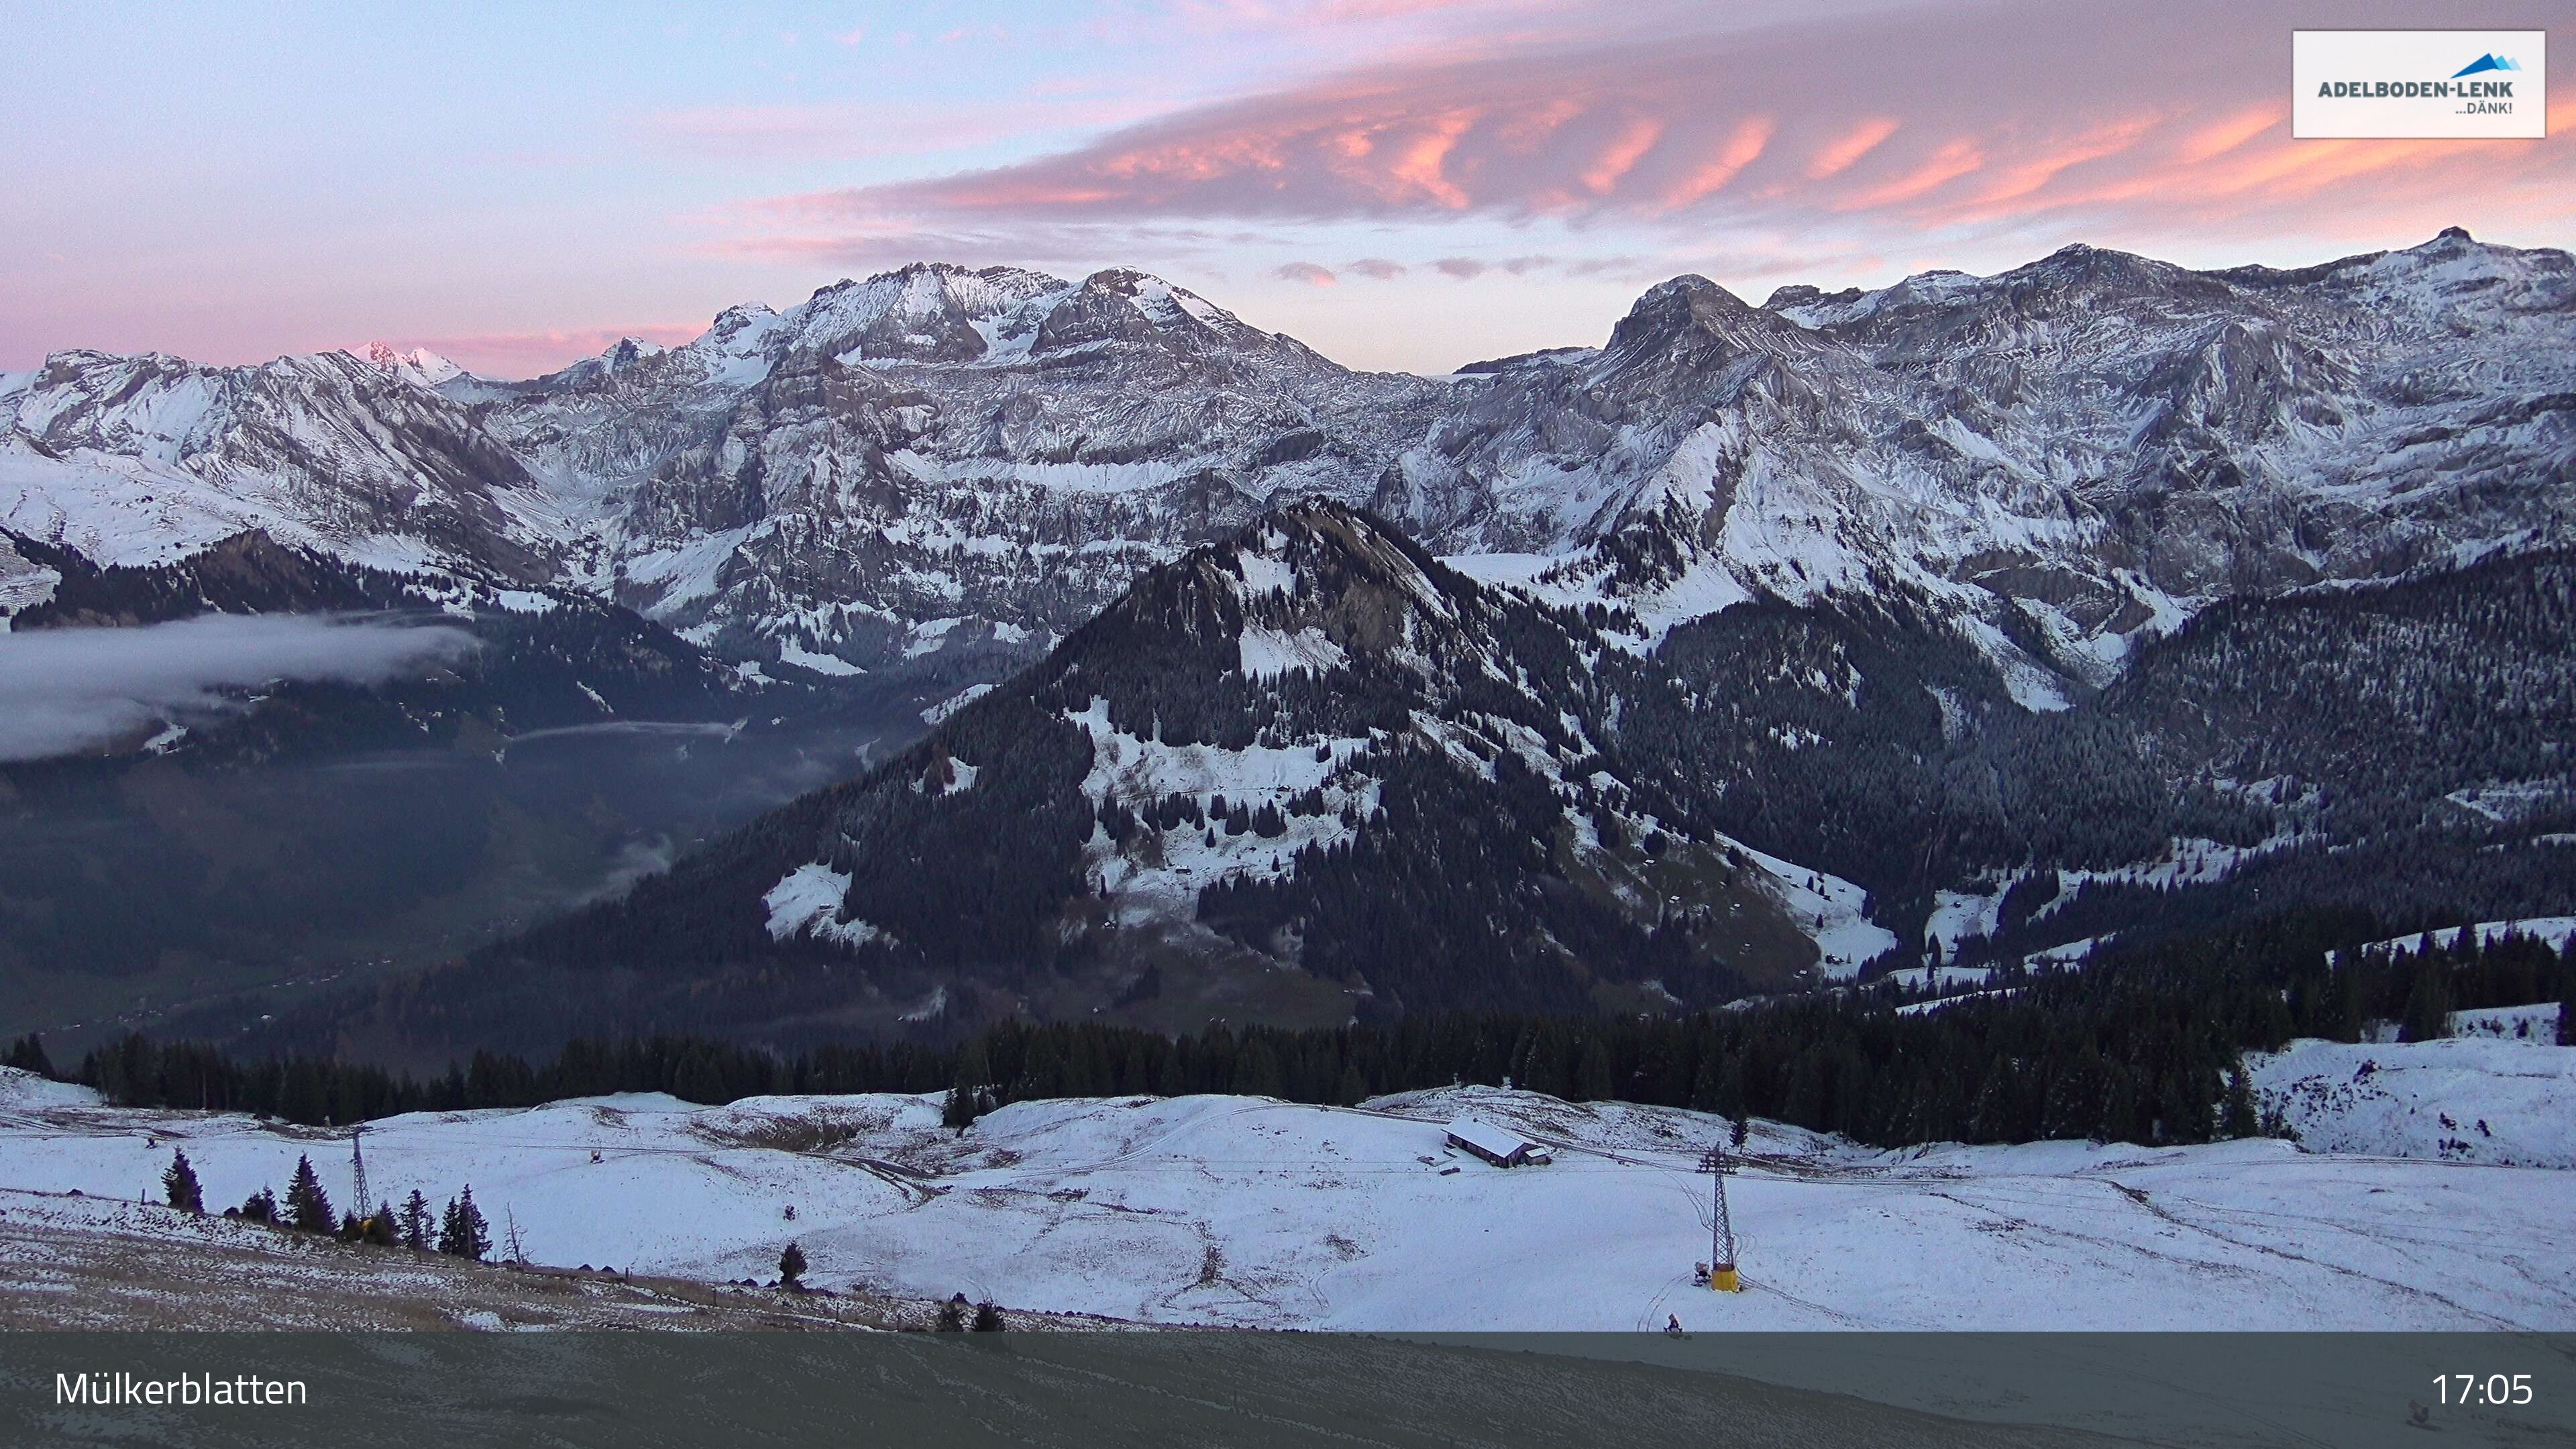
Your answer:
[5,0,2569,377]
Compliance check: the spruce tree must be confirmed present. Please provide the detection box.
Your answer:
[945,1035,992,1132]
[2399,961,2453,1042]
[1575,1036,1615,1102]
[2221,1067,2259,1139]
[778,1240,807,1291]
[935,1294,967,1331]
[399,1189,433,1250]
[439,1187,491,1260]
[284,1155,335,1233]
[972,1301,1006,1332]
[161,1149,203,1214]
[2558,945,2575,1047]
[239,1187,278,1223]
[3,1032,52,1077]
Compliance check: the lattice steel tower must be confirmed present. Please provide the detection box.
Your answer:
[1697,1146,1741,1292]
[349,1122,371,1219]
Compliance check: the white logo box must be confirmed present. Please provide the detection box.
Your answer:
[2293,30,2547,138]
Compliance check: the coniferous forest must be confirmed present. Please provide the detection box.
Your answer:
[40,912,2573,1151]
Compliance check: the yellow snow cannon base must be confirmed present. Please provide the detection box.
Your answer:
[1710,1266,1741,1292]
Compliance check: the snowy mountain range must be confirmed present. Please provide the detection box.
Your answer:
[8,230,2569,696]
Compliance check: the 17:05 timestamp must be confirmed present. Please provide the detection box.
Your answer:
[2435,1374,2534,1406]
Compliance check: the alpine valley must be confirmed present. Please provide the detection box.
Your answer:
[3,229,2571,1057]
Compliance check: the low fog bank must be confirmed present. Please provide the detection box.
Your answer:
[0,612,476,761]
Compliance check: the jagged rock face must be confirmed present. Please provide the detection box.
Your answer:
[0,350,559,584]
[5,235,2569,691]
[537,264,1447,663]
[1408,232,2575,691]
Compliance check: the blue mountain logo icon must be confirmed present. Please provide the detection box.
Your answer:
[2451,54,2523,78]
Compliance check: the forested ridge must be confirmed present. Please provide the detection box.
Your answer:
[205,507,2574,1057]
[39,912,2571,1151]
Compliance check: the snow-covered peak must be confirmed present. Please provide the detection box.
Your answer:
[1599,273,1782,364]
[782,262,1072,364]
[1089,268,1238,332]
[358,342,467,389]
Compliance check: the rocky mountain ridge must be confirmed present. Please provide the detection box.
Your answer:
[7,232,2567,702]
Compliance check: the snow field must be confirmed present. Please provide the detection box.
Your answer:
[1,1044,2565,1332]
[2247,1022,2576,1168]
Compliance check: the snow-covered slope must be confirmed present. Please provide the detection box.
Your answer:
[2,1061,2565,1331]
[1,350,562,583]
[2249,1018,2576,1167]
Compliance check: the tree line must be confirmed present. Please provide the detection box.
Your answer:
[20,910,2569,1151]
[154,1144,492,1257]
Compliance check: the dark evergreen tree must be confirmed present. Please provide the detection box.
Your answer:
[943,1036,990,1132]
[1233,1038,1283,1097]
[2559,946,2576,1047]
[778,1240,807,1291]
[161,1149,203,1213]
[1574,1036,1615,1102]
[3,1033,52,1078]
[239,1187,278,1223]
[972,1301,1006,1332]
[284,1155,335,1234]
[2221,1066,2258,1139]
[2399,961,2453,1042]
[399,1189,433,1250]
[935,1294,968,1331]
[439,1187,491,1260]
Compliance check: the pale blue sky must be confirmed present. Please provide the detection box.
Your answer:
[5,0,2567,376]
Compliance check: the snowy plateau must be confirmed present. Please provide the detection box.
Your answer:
[3,1018,2569,1335]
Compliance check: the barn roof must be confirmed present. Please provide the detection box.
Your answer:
[1445,1116,1539,1161]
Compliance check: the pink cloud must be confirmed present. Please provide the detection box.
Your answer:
[1580,115,1665,195]
[714,0,2573,260]
[1663,115,1774,208]
[1273,260,1340,284]
[1805,117,1898,180]
[1346,256,1409,278]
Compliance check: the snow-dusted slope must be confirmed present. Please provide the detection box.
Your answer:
[2249,1018,2576,1168]
[447,500,1852,1045]
[0,350,564,582]
[2,1061,2565,1331]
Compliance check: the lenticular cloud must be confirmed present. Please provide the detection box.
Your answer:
[0,612,477,761]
